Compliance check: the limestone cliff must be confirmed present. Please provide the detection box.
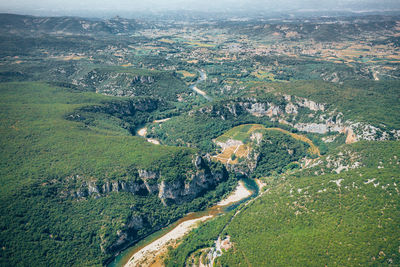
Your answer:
[73,154,228,257]
[195,95,399,143]
[71,155,228,206]
[158,156,227,205]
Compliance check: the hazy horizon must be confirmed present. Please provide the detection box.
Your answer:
[1,0,400,18]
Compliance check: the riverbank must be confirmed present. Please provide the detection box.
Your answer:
[108,178,257,267]
[121,180,255,267]
[192,85,207,97]
[255,178,267,191]
[190,70,212,101]
[217,181,252,206]
[125,216,212,267]
[137,127,147,137]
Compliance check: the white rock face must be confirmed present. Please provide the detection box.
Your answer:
[201,95,399,143]
[295,97,325,111]
[285,102,298,114]
[392,130,400,139]
[88,182,99,195]
[294,123,329,134]
[266,105,281,117]
[250,132,263,144]
[246,102,268,116]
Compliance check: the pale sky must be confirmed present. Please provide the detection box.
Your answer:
[1,0,399,17]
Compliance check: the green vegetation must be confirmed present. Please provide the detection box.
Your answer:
[251,80,400,130]
[165,212,234,267]
[251,130,310,178]
[215,124,255,143]
[252,55,361,81]
[0,82,234,266]
[218,150,400,265]
[167,142,400,266]
[1,12,400,267]
[81,66,187,101]
[216,124,319,155]
[67,96,179,135]
[0,82,195,180]
[149,105,283,152]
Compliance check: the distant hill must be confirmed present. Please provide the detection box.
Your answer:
[0,13,145,35]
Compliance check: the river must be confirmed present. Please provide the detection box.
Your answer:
[135,70,210,143]
[112,72,251,266]
[189,70,212,101]
[107,177,259,267]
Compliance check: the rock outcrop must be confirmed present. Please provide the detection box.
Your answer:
[86,155,228,257]
[105,214,145,255]
[70,155,228,206]
[195,95,399,143]
[131,75,154,85]
[158,157,226,205]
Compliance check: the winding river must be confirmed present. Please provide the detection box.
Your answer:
[135,69,211,142]
[111,71,255,266]
[108,177,259,267]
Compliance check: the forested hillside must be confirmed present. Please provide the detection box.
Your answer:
[0,82,234,266]
[0,11,399,267]
[167,142,400,266]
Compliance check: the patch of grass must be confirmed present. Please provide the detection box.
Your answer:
[216,124,254,143]
[251,70,275,81]
[176,70,196,78]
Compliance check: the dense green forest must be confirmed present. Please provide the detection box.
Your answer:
[167,142,400,266]
[147,101,299,153]
[217,144,400,266]
[0,82,236,266]
[1,12,399,267]
[251,130,310,178]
